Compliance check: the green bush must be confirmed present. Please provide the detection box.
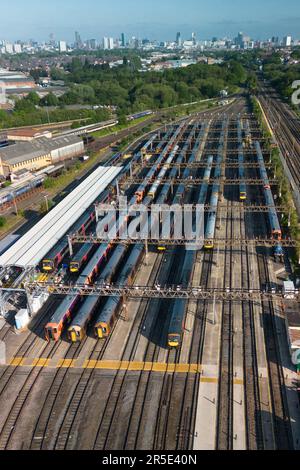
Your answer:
[0,216,7,227]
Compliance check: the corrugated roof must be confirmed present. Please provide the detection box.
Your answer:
[0,135,83,165]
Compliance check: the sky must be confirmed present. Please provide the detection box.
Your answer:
[1,0,300,42]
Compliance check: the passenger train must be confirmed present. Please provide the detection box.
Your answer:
[255,141,282,240]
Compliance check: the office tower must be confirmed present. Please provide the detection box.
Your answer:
[59,41,67,53]
[176,32,182,47]
[121,33,126,47]
[75,31,82,48]
[283,35,292,47]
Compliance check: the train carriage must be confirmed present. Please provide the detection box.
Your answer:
[67,245,128,342]
[255,141,282,240]
[45,243,111,341]
[69,243,94,273]
[94,245,144,339]
[45,294,80,342]
[167,251,195,348]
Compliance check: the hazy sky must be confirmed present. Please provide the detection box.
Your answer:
[1,0,300,42]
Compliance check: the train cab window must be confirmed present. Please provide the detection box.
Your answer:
[47,328,55,340]
[102,327,107,335]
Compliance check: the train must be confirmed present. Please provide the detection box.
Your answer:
[69,243,95,273]
[243,119,252,148]
[135,123,186,203]
[238,119,247,201]
[147,145,179,200]
[167,247,196,348]
[128,110,153,121]
[67,245,127,342]
[204,153,222,249]
[45,243,111,341]
[173,122,208,205]
[94,245,145,339]
[255,141,282,240]
[42,208,97,272]
[204,120,228,249]
[0,176,45,207]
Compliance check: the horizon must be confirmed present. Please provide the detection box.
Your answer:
[0,0,299,42]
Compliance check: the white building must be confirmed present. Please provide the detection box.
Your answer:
[108,37,114,50]
[14,44,22,53]
[283,35,292,47]
[59,41,67,53]
[5,43,13,54]
[103,37,114,50]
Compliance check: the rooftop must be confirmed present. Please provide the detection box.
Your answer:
[0,135,83,166]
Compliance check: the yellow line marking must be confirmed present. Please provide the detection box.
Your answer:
[9,357,24,366]
[32,358,50,368]
[3,357,244,384]
[57,359,76,368]
[127,362,144,371]
[96,361,121,370]
[234,379,244,386]
[200,377,218,383]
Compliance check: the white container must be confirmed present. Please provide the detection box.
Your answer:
[31,292,49,314]
[15,309,30,330]
[284,281,295,299]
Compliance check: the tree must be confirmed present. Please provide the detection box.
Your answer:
[14,98,36,113]
[0,216,6,228]
[40,92,59,107]
[26,91,40,105]
[117,110,127,125]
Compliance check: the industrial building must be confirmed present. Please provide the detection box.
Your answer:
[6,128,52,142]
[0,69,36,93]
[0,135,84,177]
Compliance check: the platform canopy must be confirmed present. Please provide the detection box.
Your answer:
[0,165,121,268]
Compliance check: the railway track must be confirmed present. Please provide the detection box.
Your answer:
[257,249,293,449]
[241,206,264,449]
[259,89,300,188]
[172,120,222,450]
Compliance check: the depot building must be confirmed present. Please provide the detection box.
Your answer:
[0,135,84,177]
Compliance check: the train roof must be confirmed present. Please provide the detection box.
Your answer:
[95,296,121,324]
[96,245,127,284]
[69,295,99,328]
[0,166,121,268]
[49,294,77,324]
[72,243,93,263]
[78,244,110,282]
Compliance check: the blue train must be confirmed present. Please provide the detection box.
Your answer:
[204,120,228,249]
[243,119,252,148]
[0,176,45,207]
[128,110,153,121]
[167,251,195,348]
[237,119,247,201]
[167,151,214,348]
[255,141,282,240]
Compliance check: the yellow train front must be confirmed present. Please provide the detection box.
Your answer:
[167,301,184,349]
[94,297,122,339]
[68,295,100,343]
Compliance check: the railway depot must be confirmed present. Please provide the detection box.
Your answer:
[0,98,299,451]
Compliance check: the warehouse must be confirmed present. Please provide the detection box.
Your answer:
[0,135,84,176]
[7,128,52,142]
[0,69,36,93]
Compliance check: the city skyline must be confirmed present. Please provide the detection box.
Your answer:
[0,0,299,42]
